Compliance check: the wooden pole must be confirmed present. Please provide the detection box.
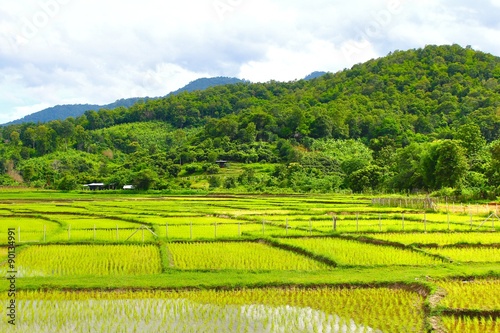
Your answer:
[424,212,427,232]
[262,220,265,236]
[447,212,450,231]
[116,225,119,241]
[238,221,241,237]
[68,225,71,241]
[333,216,337,232]
[379,214,382,232]
[285,218,288,236]
[402,213,405,231]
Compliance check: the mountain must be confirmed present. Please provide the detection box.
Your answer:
[168,77,248,95]
[3,44,500,196]
[303,71,328,80]
[2,98,150,126]
[3,77,245,125]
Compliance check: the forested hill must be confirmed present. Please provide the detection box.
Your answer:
[2,44,500,197]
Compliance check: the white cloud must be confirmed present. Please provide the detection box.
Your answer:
[239,39,378,82]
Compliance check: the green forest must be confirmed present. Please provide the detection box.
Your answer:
[2,44,500,199]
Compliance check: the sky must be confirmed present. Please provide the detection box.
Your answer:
[1,0,500,123]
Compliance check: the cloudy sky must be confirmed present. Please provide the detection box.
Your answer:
[1,0,500,123]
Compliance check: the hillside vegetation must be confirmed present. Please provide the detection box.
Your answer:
[1,44,500,198]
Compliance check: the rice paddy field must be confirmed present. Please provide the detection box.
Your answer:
[0,191,498,332]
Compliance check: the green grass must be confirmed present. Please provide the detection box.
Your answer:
[436,278,500,310]
[425,247,500,263]
[277,237,444,266]
[166,241,331,270]
[363,232,500,246]
[0,244,161,277]
[441,316,500,332]
[0,191,499,330]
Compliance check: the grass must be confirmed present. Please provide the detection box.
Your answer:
[0,287,425,333]
[277,237,444,266]
[363,232,500,246]
[425,247,500,263]
[0,191,499,330]
[0,244,162,277]
[0,263,497,291]
[166,241,331,270]
[436,278,500,310]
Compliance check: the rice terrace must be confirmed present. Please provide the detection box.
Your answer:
[0,190,498,332]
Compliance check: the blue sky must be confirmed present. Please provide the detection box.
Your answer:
[1,0,500,123]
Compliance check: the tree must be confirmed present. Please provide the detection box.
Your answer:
[208,176,221,189]
[57,174,78,191]
[133,169,158,190]
[421,140,468,190]
[241,122,257,143]
[9,131,21,146]
[348,165,384,193]
[455,123,486,169]
[60,119,75,151]
[24,127,37,149]
[276,139,297,162]
[391,143,426,191]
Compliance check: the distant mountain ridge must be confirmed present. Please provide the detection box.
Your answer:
[168,77,248,95]
[2,76,247,125]
[303,71,328,80]
[3,98,151,126]
[2,74,320,125]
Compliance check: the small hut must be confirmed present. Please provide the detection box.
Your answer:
[215,160,228,168]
